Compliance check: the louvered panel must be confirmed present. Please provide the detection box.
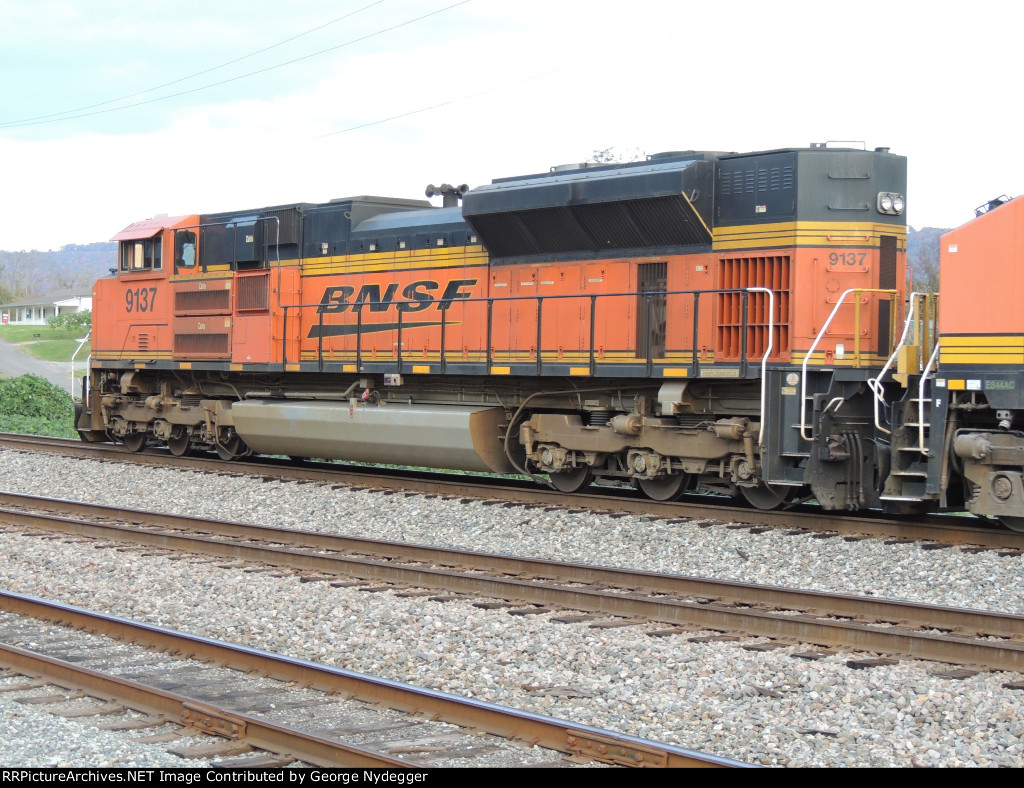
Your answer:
[173,280,232,316]
[571,202,646,249]
[262,207,301,245]
[521,207,592,253]
[628,196,709,247]
[473,194,712,260]
[174,333,230,358]
[715,255,791,362]
[470,214,537,260]
[172,316,231,359]
[236,271,270,313]
[463,158,715,261]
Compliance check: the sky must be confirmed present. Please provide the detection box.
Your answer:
[0,0,1020,251]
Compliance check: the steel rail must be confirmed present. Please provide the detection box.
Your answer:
[0,592,743,769]
[2,433,1023,549]
[2,491,1022,638]
[4,496,1024,672]
[0,643,410,768]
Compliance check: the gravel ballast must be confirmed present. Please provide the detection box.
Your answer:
[0,448,1022,768]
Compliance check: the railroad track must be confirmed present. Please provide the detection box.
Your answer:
[0,597,741,768]
[3,492,1023,674]
[2,433,1023,548]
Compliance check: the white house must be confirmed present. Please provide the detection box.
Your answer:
[0,289,93,326]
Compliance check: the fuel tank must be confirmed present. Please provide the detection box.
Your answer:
[230,400,515,474]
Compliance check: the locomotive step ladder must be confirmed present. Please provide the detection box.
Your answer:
[880,365,940,503]
[874,293,939,502]
[890,396,932,479]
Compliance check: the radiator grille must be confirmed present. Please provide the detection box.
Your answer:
[471,194,711,260]
[715,255,791,361]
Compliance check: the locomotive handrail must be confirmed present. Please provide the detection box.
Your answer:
[71,330,91,399]
[867,291,933,436]
[867,290,922,434]
[170,215,282,275]
[918,340,941,455]
[281,287,766,318]
[536,298,543,375]
[286,285,783,382]
[799,288,899,442]
[744,288,775,448]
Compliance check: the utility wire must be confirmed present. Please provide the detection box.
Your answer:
[316,68,565,138]
[0,1,388,128]
[0,1,471,130]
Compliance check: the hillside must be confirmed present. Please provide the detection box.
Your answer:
[907,226,946,292]
[0,243,115,303]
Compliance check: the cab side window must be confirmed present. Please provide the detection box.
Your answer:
[175,230,198,269]
[120,237,162,272]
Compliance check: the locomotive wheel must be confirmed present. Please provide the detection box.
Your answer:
[122,433,147,453]
[549,465,594,493]
[740,482,797,510]
[216,433,247,461]
[999,516,1024,533]
[637,473,692,502]
[167,429,190,457]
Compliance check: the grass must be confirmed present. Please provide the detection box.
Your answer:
[0,325,91,362]
[0,325,70,342]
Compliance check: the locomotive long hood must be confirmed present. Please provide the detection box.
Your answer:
[461,157,715,261]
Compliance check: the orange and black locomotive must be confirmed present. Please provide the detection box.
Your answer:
[86,143,1010,523]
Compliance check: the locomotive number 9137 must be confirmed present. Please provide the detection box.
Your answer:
[125,287,158,313]
[76,145,1024,531]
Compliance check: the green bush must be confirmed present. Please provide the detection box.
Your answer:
[47,310,92,335]
[0,375,78,438]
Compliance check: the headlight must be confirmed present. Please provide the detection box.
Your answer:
[877,192,905,216]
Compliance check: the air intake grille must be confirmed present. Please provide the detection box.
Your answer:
[174,289,231,315]
[173,333,230,358]
[715,255,791,361]
[236,272,270,312]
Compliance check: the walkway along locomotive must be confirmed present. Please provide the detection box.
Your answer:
[75,144,1024,528]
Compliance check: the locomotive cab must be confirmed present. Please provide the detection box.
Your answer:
[79,215,197,445]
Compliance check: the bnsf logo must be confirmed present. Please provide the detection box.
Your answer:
[317,279,478,314]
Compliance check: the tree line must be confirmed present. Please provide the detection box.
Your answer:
[0,243,115,304]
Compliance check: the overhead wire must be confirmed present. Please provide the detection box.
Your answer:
[315,68,566,138]
[0,0,388,128]
[0,0,471,130]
